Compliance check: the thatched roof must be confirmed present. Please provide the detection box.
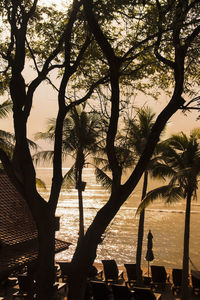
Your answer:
[0,171,70,280]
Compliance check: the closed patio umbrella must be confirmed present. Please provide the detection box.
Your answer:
[145,230,154,276]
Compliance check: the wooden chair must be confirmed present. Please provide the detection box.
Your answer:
[124,264,143,288]
[171,269,182,295]
[53,282,67,296]
[102,260,124,284]
[191,269,200,296]
[13,274,35,300]
[87,265,103,281]
[90,280,111,300]
[133,287,157,300]
[57,262,72,283]
[111,284,134,300]
[150,265,169,291]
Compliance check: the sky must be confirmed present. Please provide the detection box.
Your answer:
[0,83,199,150]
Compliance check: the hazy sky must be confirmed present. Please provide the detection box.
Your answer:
[0,82,199,150]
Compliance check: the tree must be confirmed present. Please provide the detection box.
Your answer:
[124,106,161,282]
[62,107,103,243]
[0,99,38,159]
[34,105,103,243]
[0,100,14,157]
[137,129,200,300]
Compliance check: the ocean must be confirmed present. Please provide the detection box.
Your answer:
[36,167,200,270]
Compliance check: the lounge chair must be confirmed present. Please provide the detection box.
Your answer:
[13,273,35,300]
[124,264,143,288]
[13,273,67,300]
[87,265,103,281]
[150,265,169,291]
[102,260,124,284]
[133,287,157,300]
[90,280,112,300]
[111,284,134,300]
[53,282,67,298]
[191,269,200,296]
[57,262,72,283]
[171,268,182,295]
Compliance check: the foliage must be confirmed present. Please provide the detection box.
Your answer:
[137,128,200,211]
[34,105,104,186]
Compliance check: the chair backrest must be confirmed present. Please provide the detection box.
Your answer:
[124,264,137,282]
[102,260,119,281]
[111,284,134,300]
[133,287,156,300]
[18,274,33,293]
[58,262,72,276]
[151,265,167,283]
[172,269,182,286]
[90,280,110,300]
[191,270,200,289]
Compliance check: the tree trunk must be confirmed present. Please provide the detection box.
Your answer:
[76,148,85,244]
[68,191,123,300]
[78,187,84,241]
[181,190,192,300]
[35,212,56,300]
[136,170,148,282]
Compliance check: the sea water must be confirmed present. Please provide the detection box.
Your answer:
[36,167,200,270]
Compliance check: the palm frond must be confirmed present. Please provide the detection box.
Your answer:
[0,130,15,142]
[190,127,200,139]
[62,165,76,189]
[32,151,54,165]
[34,131,55,141]
[0,100,12,119]
[95,166,112,189]
[150,162,176,179]
[165,186,184,204]
[27,138,38,151]
[36,178,47,190]
[137,185,177,213]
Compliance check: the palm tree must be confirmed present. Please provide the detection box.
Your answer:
[62,107,103,243]
[138,128,200,300]
[34,105,103,243]
[0,99,37,157]
[0,100,15,158]
[95,106,163,281]
[124,106,160,282]
[0,99,44,189]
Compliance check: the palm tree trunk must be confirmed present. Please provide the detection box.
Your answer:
[136,171,148,282]
[78,186,84,241]
[76,148,85,243]
[181,189,192,300]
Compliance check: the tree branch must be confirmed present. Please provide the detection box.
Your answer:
[154,0,175,69]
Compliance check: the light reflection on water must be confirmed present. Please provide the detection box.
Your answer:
[36,167,200,269]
